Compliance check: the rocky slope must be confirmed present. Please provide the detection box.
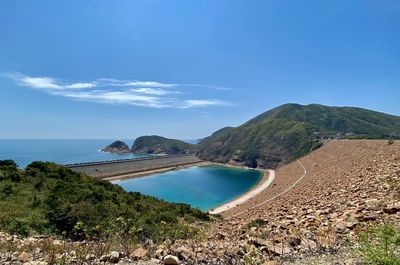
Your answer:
[131,136,198,155]
[101,140,131,153]
[197,104,400,168]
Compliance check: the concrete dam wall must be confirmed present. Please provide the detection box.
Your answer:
[66,154,203,178]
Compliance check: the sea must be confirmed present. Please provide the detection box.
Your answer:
[0,139,144,168]
[0,139,262,210]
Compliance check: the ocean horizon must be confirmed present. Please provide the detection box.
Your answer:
[0,139,147,168]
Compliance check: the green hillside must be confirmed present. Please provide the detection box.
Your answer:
[0,160,208,242]
[197,104,400,168]
[131,135,198,155]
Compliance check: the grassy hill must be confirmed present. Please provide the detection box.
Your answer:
[131,135,198,155]
[0,160,208,242]
[197,104,400,168]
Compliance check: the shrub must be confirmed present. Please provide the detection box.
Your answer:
[0,161,209,244]
[8,218,30,237]
[247,218,267,229]
[358,224,400,265]
[0,160,17,168]
[388,139,395,145]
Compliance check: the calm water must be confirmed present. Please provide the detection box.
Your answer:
[0,139,149,168]
[116,165,263,211]
[0,140,262,211]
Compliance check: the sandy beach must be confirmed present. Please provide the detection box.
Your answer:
[209,169,275,214]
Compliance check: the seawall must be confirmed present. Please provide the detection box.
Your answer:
[66,154,203,178]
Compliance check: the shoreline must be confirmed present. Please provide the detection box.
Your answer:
[106,161,276,215]
[208,168,275,214]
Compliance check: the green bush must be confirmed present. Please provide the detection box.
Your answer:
[0,160,209,243]
[8,218,30,237]
[247,218,267,229]
[358,224,400,265]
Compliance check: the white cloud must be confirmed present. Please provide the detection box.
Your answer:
[56,90,171,108]
[65,82,97,89]
[181,99,233,108]
[131,87,181,96]
[21,76,61,89]
[96,78,175,88]
[3,72,95,90]
[2,72,233,109]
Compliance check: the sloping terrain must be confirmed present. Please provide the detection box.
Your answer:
[158,140,399,264]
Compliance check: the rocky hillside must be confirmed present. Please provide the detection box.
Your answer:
[101,140,131,153]
[131,135,198,155]
[197,104,400,168]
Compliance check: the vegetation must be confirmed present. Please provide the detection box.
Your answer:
[101,140,131,153]
[246,218,267,229]
[197,103,400,168]
[0,160,209,242]
[132,135,198,155]
[358,224,400,265]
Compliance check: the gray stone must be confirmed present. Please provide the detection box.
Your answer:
[163,254,179,265]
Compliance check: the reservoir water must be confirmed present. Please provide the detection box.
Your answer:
[115,165,263,211]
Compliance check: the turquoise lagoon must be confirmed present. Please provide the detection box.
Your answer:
[116,165,263,211]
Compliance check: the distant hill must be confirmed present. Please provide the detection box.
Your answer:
[196,104,400,168]
[101,140,131,153]
[131,135,198,155]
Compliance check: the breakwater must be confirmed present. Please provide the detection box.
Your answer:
[65,154,203,178]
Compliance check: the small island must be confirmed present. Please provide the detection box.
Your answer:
[101,140,131,153]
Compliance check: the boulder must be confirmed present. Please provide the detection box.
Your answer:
[109,251,121,263]
[163,254,179,265]
[383,202,400,214]
[131,247,148,259]
[18,251,30,263]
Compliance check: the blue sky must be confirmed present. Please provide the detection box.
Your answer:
[0,0,399,139]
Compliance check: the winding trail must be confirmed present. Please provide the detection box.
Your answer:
[209,169,276,215]
[226,159,307,220]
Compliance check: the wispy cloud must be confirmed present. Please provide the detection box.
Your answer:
[2,72,233,109]
[182,99,233,109]
[3,72,96,90]
[131,87,179,96]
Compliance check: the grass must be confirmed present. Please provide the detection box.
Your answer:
[357,224,400,265]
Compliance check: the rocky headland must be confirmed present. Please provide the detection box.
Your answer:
[102,140,131,154]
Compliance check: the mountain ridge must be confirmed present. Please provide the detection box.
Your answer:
[196,103,400,168]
